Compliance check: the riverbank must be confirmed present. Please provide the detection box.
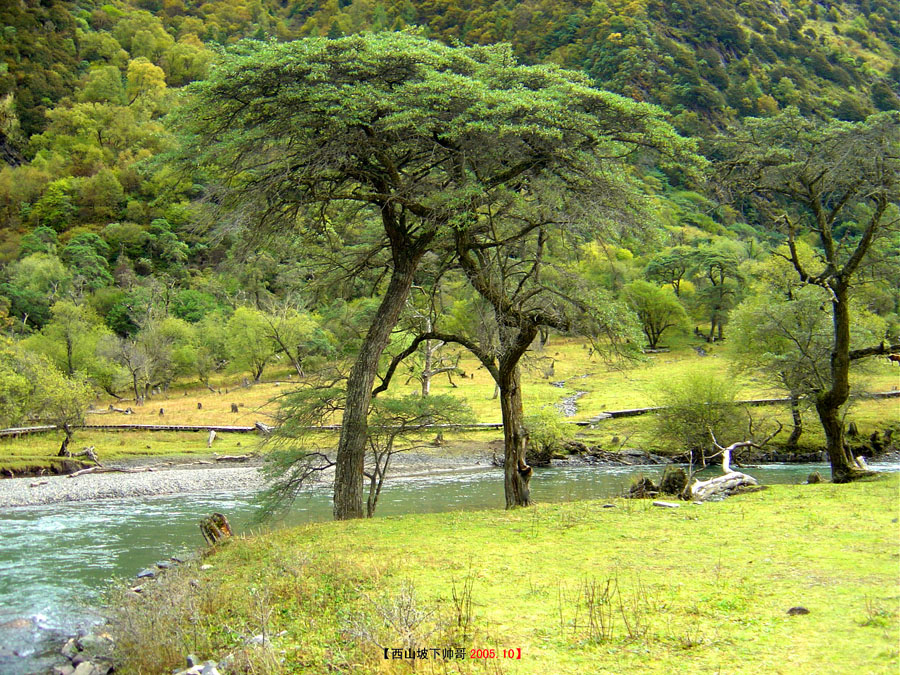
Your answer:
[0,449,496,508]
[105,475,900,674]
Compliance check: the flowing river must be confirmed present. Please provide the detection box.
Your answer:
[1,462,897,673]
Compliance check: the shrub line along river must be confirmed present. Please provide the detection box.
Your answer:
[1,460,898,673]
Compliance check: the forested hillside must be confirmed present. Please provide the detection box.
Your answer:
[0,1,897,476]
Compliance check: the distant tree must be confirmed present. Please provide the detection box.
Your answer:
[523,408,569,465]
[61,233,114,291]
[136,316,195,394]
[623,280,688,349]
[18,226,58,257]
[716,109,900,481]
[24,301,106,376]
[690,240,745,342]
[644,246,693,296]
[0,338,93,454]
[100,335,150,404]
[193,312,229,391]
[225,306,277,382]
[261,304,334,378]
[170,289,219,323]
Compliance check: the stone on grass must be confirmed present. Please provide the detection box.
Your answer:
[787,606,810,616]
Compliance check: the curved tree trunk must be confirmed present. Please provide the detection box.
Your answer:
[786,394,803,449]
[497,325,538,508]
[333,256,420,520]
[498,364,532,508]
[817,284,870,483]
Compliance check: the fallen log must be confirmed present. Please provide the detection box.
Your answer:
[72,446,101,465]
[67,466,156,478]
[214,454,252,462]
[691,424,781,501]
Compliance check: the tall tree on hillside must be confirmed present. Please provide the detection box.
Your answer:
[175,33,690,519]
[716,109,900,481]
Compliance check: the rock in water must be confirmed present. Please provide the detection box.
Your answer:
[806,471,823,484]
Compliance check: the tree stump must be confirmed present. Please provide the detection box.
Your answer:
[659,466,688,496]
[200,513,233,546]
[230,403,239,413]
[628,476,658,499]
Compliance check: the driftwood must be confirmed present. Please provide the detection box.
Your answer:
[691,424,781,501]
[67,466,153,478]
[254,421,272,436]
[214,453,252,462]
[72,446,101,465]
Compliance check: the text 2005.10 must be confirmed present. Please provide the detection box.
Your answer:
[470,648,522,659]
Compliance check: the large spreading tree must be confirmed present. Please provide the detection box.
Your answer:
[176,32,690,518]
[717,109,899,482]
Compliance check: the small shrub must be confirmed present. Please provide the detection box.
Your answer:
[653,372,743,463]
[524,408,568,465]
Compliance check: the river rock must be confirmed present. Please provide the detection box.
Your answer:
[61,637,80,658]
[136,568,155,579]
[806,471,823,484]
[201,662,221,675]
[52,665,75,675]
[156,560,172,569]
[72,662,102,675]
[652,500,681,508]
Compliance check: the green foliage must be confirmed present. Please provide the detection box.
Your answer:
[524,408,569,456]
[225,306,277,381]
[653,371,743,459]
[623,280,688,348]
[0,336,93,430]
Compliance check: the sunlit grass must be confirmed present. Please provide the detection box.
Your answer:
[107,476,900,674]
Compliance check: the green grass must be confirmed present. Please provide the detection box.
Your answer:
[0,430,256,475]
[107,476,900,674]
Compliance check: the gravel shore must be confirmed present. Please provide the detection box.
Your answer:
[0,451,493,508]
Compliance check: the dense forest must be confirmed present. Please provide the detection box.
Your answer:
[0,1,897,496]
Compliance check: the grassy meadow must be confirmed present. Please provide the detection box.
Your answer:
[108,476,900,674]
[2,336,898,473]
